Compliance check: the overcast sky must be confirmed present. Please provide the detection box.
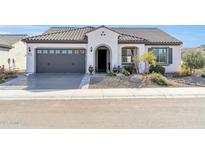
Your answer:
[0,25,205,48]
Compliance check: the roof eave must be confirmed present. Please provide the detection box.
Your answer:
[0,44,13,49]
[23,40,88,44]
[118,41,149,44]
[145,42,183,46]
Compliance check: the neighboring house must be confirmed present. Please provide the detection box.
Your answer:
[0,34,27,71]
[23,26,182,74]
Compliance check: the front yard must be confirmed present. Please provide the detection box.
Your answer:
[89,72,205,89]
[0,70,23,84]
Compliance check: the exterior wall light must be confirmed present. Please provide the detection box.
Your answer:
[90,47,93,52]
[28,47,31,52]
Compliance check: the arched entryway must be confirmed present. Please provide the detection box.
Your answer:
[95,46,111,73]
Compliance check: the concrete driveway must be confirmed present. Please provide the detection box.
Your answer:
[0,73,85,90]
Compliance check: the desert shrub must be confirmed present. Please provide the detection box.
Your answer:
[182,51,205,69]
[203,67,205,73]
[201,74,205,78]
[149,73,170,86]
[123,65,133,74]
[122,68,131,76]
[4,70,17,75]
[173,65,192,77]
[0,77,5,84]
[149,65,165,75]
[107,71,115,76]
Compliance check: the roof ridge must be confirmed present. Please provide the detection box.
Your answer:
[26,26,95,40]
[85,25,147,41]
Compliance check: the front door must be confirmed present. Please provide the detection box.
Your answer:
[98,49,107,72]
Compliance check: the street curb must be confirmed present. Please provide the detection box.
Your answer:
[0,87,205,100]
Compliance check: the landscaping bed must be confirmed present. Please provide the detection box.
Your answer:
[0,70,24,84]
[166,73,205,87]
[89,73,188,89]
[89,48,205,89]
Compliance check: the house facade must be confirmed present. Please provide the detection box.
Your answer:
[0,34,27,71]
[24,26,182,74]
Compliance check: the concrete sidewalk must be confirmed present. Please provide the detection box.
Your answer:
[0,87,205,100]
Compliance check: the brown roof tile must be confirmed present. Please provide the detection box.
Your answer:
[24,26,182,45]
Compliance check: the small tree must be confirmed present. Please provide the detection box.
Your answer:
[140,51,156,73]
[133,56,141,73]
[182,51,205,70]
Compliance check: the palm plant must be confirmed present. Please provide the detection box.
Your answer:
[141,51,156,73]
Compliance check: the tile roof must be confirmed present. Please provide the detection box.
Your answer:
[0,38,11,48]
[24,26,182,45]
[0,34,27,48]
[112,28,182,44]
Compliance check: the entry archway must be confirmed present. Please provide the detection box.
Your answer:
[95,45,111,73]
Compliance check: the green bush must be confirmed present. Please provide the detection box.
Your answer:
[4,70,17,75]
[0,77,5,84]
[201,74,205,78]
[203,67,205,73]
[173,65,192,77]
[149,65,165,75]
[123,65,133,74]
[149,73,170,86]
[182,51,205,69]
[107,71,115,76]
[122,68,131,76]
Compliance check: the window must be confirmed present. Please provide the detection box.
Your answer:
[152,48,169,65]
[62,50,67,54]
[55,50,61,54]
[37,50,42,54]
[122,48,134,64]
[74,50,79,54]
[68,50,72,54]
[79,50,85,54]
[49,50,55,54]
[42,50,48,54]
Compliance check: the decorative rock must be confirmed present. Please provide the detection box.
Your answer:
[116,73,126,80]
[130,75,139,83]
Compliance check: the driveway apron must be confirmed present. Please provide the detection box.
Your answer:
[0,73,85,90]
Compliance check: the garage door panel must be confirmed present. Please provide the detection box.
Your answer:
[36,49,85,73]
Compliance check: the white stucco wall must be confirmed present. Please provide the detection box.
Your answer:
[0,47,10,69]
[145,45,182,73]
[9,41,27,70]
[26,43,87,73]
[118,44,146,73]
[86,27,119,73]
[0,41,26,71]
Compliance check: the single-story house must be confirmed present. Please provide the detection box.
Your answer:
[23,26,182,74]
[0,34,27,71]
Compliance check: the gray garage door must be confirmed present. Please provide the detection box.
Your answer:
[36,49,85,73]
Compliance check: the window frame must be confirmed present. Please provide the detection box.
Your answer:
[36,48,86,55]
[121,48,135,65]
[152,48,169,65]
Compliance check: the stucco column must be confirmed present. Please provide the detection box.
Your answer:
[26,45,35,74]
[111,48,118,69]
[86,44,95,73]
[138,44,146,73]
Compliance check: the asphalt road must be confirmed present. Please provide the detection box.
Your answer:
[0,98,205,128]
